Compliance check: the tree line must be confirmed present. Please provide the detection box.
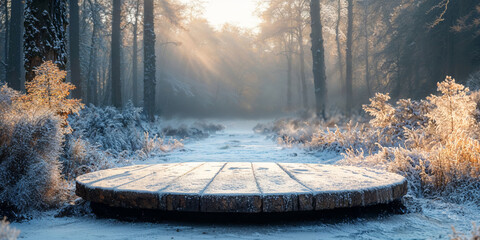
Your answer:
[0,0,478,118]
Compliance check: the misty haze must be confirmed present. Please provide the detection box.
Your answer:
[0,0,479,239]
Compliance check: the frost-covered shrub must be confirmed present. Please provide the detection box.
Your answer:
[67,102,145,155]
[254,118,330,144]
[62,136,114,181]
[0,85,66,213]
[363,93,430,144]
[0,217,19,240]
[340,77,480,201]
[426,76,477,142]
[269,76,480,201]
[466,69,480,91]
[307,122,379,153]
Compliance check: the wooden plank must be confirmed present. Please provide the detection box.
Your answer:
[115,162,204,209]
[76,165,151,185]
[161,162,226,212]
[200,162,261,213]
[76,162,408,213]
[77,165,164,207]
[252,162,313,212]
[279,163,406,210]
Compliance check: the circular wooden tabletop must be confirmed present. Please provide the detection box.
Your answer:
[76,162,407,213]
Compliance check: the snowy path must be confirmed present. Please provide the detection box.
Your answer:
[144,120,341,164]
[12,120,480,240]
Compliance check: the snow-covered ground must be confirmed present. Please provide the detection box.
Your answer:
[12,120,480,239]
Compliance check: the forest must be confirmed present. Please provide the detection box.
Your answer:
[0,0,480,239]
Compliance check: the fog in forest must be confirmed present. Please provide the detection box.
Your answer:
[1,0,479,119]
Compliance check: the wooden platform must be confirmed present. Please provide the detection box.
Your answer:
[76,162,407,213]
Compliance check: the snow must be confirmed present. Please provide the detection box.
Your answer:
[11,120,480,239]
[143,120,342,164]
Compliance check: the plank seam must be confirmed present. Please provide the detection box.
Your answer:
[276,163,316,210]
[250,163,264,212]
[157,162,207,192]
[198,162,228,196]
[250,163,264,195]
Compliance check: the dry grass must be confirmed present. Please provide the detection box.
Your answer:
[273,77,480,201]
[451,224,480,240]
[0,217,19,240]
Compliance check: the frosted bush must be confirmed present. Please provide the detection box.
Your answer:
[426,76,477,142]
[67,102,145,155]
[340,77,480,201]
[0,85,66,213]
[466,69,480,91]
[62,136,114,181]
[0,217,19,240]
[269,77,480,201]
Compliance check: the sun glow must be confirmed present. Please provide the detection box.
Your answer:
[185,0,262,31]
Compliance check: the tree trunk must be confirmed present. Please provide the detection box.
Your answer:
[111,0,122,108]
[69,0,82,99]
[86,0,98,105]
[24,0,68,83]
[3,0,8,82]
[144,0,156,121]
[298,28,308,110]
[364,0,371,98]
[345,0,354,117]
[286,50,293,111]
[336,0,345,95]
[132,1,140,106]
[310,0,327,119]
[6,0,22,90]
[24,0,68,82]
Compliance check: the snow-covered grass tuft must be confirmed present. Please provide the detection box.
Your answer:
[0,217,20,240]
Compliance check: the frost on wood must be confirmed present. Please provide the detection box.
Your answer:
[76,162,407,213]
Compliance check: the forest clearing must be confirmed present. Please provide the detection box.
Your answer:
[1,0,480,239]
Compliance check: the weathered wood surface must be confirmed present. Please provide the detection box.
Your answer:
[76,162,407,213]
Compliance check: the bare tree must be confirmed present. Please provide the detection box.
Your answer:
[345,0,354,116]
[310,0,327,119]
[144,0,156,120]
[6,0,22,90]
[132,0,140,106]
[2,0,8,82]
[111,0,122,108]
[70,0,82,99]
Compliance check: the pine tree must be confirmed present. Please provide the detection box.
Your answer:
[18,61,83,125]
[310,0,327,119]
